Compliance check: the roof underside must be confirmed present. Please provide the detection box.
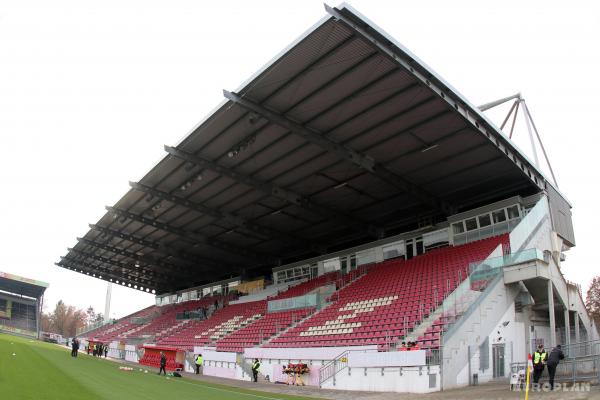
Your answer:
[58,4,555,295]
[0,273,48,299]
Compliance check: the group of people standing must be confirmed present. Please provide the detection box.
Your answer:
[69,339,108,359]
[532,343,565,390]
[88,342,109,358]
[399,341,420,351]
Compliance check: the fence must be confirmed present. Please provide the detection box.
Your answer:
[561,339,600,359]
[554,354,600,383]
[76,319,115,336]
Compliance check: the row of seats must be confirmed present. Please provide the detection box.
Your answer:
[85,305,159,342]
[158,300,267,351]
[100,235,507,353]
[85,294,232,343]
[268,235,508,350]
[215,308,314,352]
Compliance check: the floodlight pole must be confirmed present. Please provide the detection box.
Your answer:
[105,282,112,324]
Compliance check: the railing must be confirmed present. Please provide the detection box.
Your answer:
[555,353,600,383]
[470,248,546,272]
[131,316,154,325]
[176,310,207,320]
[562,339,600,359]
[426,348,442,365]
[510,197,549,253]
[268,293,320,313]
[403,248,545,344]
[318,350,349,387]
[76,319,115,336]
[443,248,546,339]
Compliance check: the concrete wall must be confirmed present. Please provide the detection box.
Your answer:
[322,365,440,393]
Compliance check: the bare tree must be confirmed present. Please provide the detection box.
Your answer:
[585,276,600,330]
[42,300,88,337]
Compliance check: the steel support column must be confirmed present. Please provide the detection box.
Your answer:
[574,312,580,345]
[548,280,556,347]
[564,309,571,349]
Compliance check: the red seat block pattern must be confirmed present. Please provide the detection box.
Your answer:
[267,235,508,350]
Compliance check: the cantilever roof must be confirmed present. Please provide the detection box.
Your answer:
[0,271,48,299]
[57,3,561,295]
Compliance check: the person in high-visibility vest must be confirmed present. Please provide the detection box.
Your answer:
[251,359,261,382]
[532,344,547,385]
[195,354,203,375]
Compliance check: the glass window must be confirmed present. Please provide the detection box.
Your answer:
[452,222,465,234]
[507,205,520,220]
[492,209,507,224]
[478,214,492,227]
[465,218,478,231]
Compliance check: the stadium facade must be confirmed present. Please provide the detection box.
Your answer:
[56,3,598,393]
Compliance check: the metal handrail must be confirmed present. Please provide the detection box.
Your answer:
[319,350,349,387]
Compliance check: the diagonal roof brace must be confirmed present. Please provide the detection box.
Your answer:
[223,90,455,216]
[89,224,230,270]
[164,146,383,238]
[77,237,190,278]
[106,206,274,264]
[324,4,545,193]
[129,181,315,249]
[67,248,171,282]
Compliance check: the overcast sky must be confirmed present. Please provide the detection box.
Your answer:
[1,0,598,319]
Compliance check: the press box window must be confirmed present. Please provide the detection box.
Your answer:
[478,214,492,227]
[507,205,520,220]
[465,218,478,231]
[492,209,507,224]
[452,222,465,234]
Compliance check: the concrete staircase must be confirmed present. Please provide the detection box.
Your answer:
[441,275,520,389]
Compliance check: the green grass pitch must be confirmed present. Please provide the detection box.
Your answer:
[0,333,319,400]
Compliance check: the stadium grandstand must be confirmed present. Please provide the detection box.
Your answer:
[54,3,598,394]
[0,271,48,339]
